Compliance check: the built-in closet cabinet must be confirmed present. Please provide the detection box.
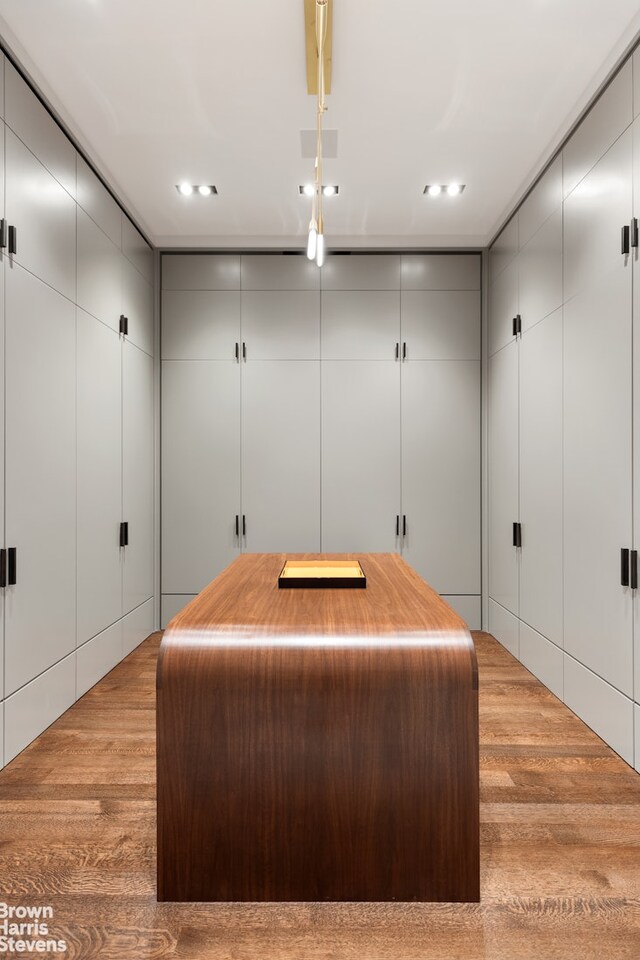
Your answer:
[161,251,481,629]
[0,57,156,770]
[488,56,638,769]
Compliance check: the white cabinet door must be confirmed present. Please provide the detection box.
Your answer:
[122,597,154,657]
[0,238,4,700]
[5,129,76,301]
[162,290,240,360]
[162,361,240,594]
[321,291,400,360]
[564,266,632,696]
[400,291,480,360]
[77,309,122,645]
[122,342,154,615]
[77,207,122,332]
[488,341,519,616]
[77,620,123,698]
[241,291,320,360]
[630,116,640,706]
[519,309,563,647]
[402,360,480,594]
[518,207,563,332]
[4,265,76,695]
[122,256,153,357]
[242,361,320,552]
[4,652,76,764]
[322,361,401,552]
[488,258,518,357]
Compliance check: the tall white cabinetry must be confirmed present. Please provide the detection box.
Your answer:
[0,59,156,769]
[487,55,640,769]
[161,252,481,629]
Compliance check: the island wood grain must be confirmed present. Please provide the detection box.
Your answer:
[157,553,479,903]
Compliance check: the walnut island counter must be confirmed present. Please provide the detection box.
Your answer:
[157,553,479,903]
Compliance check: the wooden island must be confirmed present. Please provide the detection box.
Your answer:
[157,553,479,902]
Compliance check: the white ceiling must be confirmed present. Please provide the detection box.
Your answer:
[0,1,639,249]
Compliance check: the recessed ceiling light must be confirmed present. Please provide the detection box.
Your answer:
[423,183,466,197]
[298,184,339,196]
[176,184,218,197]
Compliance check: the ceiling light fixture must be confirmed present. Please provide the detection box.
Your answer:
[299,184,339,197]
[305,0,331,266]
[176,184,218,197]
[424,183,466,197]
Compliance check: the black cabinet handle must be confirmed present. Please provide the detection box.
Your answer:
[119,314,128,336]
[8,225,16,256]
[395,342,399,360]
[395,515,400,536]
[621,547,630,586]
[631,550,638,589]
[242,515,246,536]
[402,515,407,536]
[512,522,522,548]
[622,224,630,255]
[235,342,239,361]
[242,342,247,360]
[0,549,6,588]
[8,547,16,585]
[235,514,239,537]
[632,218,639,249]
[402,341,407,361]
[120,521,129,547]
[0,219,6,250]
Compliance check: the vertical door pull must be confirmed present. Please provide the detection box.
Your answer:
[395,515,400,536]
[235,342,239,361]
[512,317,517,337]
[402,342,407,361]
[8,547,17,585]
[512,522,522,548]
[242,515,246,536]
[402,515,407,536]
[0,219,7,249]
[235,515,240,537]
[631,218,639,249]
[119,315,129,336]
[621,547,630,586]
[631,550,638,589]
[242,342,247,360]
[8,225,17,256]
[120,522,129,547]
[0,549,6,588]
[395,342,399,360]
[621,224,630,255]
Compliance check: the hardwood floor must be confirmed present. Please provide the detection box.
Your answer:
[0,631,638,959]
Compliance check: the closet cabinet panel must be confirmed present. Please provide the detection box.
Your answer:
[564,129,632,302]
[442,596,481,631]
[122,343,154,615]
[563,62,633,199]
[400,254,480,290]
[632,114,640,706]
[4,653,76,765]
[321,254,400,290]
[488,259,518,357]
[321,291,400,359]
[564,655,634,766]
[519,309,563,647]
[488,599,519,659]
[162,291,240,360]
[122,598,154,657]
[635,706,640,772]
[0,251,4,701]
[519,622,563,700]
[161,595,197,629]
[77,310,122,645]
[488,341,519,616]
[242,362,320,552]
[122,257,153,357]
[489,216,518,283]
[4,265,76,696]
[402,360,480,594]
[162,254,240,291]
[322,361,400,552]
[241,291,320,360]
[4,62,76,198]
[162,361,240,594]
[77,207,121,332]
[122,216,153,283]
[76,155,121,247]
[518,207,562,331]
[518,156,562,248]
[5,129,76,302]
[563,266,632,696]
[77,620,123,698]
[401,291,480,360]
[241,254,319,290]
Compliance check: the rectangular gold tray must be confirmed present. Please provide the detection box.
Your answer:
[278,560,366,589]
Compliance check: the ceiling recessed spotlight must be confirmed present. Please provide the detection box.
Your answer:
[178,182,194,196]
[447,183,462,196]
[198,184,212,196]
[299,184,339,196]
[176,184,218,197]
[427,184,442,197]
[423,183,466,197]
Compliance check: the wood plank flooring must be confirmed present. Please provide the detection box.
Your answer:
[0,631,638,959]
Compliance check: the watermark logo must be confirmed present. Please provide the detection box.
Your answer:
[0,903,67,954]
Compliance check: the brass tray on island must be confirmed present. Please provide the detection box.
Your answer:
[278,559,366,588]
